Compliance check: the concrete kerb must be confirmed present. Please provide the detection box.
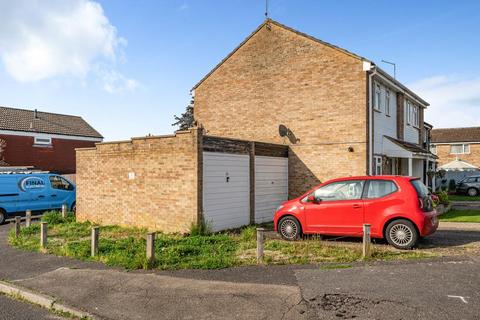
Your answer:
[0,279,98,319]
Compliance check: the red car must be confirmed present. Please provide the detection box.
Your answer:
[274,176,439,249]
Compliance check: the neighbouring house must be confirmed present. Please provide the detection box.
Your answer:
[77,19,436,232]
[193,19,437,196]
[431,126,480,168]
[0,106,103,174]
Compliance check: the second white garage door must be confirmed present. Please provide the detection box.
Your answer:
[202,152,250,232]
[255,156,288,224]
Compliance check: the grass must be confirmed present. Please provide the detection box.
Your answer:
[9,212,436,270]
[439,209,480,223]
[449,194,480,202]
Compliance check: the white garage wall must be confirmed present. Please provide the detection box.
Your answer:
[202,152,250,232]
[255,156,288,224]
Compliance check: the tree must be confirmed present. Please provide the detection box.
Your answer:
[172,97,195,131]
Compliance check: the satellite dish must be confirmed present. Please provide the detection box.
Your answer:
[279,125,288,137]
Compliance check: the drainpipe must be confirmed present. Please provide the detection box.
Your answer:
[367,64,378,175]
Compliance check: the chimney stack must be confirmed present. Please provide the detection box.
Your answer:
[34,109,38,119]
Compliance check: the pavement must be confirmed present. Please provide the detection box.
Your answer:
[0,294,65,320]
[1,222,480,320]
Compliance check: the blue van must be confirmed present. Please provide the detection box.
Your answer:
[0,173,76,224]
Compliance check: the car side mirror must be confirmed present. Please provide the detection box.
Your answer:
[308,195,321,204]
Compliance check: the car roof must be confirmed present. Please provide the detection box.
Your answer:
[326,175,416,183]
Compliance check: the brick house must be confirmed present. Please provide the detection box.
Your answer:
[0,106,103,174]
[431,127,480,168]
[193,19,437,197]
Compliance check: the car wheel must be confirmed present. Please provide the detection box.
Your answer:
[0,210,5,225]
[385,219,419,250]
[278,216,302,241]
[467,188,479,197]
[71,203,76,214]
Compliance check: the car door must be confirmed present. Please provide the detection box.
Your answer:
[304,180,366,235]
[48,175,75,210]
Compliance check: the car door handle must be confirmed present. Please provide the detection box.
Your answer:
[352,204,362,209]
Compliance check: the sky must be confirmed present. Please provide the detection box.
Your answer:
[0,0,479,141]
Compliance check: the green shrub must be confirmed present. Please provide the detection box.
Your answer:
[189,219,212,236]
[434,191,450,205]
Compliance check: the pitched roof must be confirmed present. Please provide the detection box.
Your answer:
[438,159,479,171]
[384,136,437,158]
[431,127,480,143]
[191,19,429,107]
[0,106,103,139]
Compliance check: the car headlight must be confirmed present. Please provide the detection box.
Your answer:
[275,205,284,212]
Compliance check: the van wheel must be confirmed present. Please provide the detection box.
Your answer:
[278,216,302,241]
[385,219,418,250]
[0,210,6,225]
[467,188,479,197]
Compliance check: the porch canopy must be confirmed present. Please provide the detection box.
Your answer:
[438,159,479,171]
[382,136,437,160]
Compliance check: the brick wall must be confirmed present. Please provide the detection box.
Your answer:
[0,134,96,174]
[76,129,200,233]
[194,22,367,197]
[434,143,480,168]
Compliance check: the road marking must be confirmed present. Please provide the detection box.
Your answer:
[447,295,469,304]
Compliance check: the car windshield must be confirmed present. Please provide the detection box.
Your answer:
[411,179,429,198]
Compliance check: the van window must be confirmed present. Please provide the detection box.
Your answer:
[365,180,398,199]
[49,176,74,191]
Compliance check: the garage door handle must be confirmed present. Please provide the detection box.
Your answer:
[352,204,362,209]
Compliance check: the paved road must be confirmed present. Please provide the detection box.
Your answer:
[0,294,64,320]
[1,222,479,319]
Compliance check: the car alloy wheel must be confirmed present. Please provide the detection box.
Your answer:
[389,224,413,246]
[467,188,479,197]
[385,219,419,250]
[279,217,301,240]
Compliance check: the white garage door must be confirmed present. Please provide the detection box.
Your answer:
[203,152,250,232]
[255,156,288,224]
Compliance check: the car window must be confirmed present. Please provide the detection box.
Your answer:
[365,180,398,199]
[49,176,74,191]
[411,179,429,198]
[311,180,365,202]
[466,177,478,183]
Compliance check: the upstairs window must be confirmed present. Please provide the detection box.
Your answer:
[34,137,52,146]
[450,144,470,154]
[374,83,382,111]
[412,105,419,127]
[385,89,391,116]
[406,101,411,125]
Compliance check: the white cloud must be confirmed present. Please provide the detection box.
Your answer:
[97,67,139,94]
[409,75,480,128]
[0,0,137,93]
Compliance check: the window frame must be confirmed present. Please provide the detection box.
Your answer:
[413,105,419,128]
[374,156,382,175]
[374,83,382,111]
[430,144,437,155]
[34,136,52,146]
[363,179,399,199]
[385,89,391,116]
[406,101,411,125]
[450,144,470,155]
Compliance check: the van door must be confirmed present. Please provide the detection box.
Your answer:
[0,176,21,214]
[48,175,75,210]
[16,175,50,213]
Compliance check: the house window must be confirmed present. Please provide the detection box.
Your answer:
[412,105,419,127]
[374,83,382,111]
[374,156,382,175]
[430,144,437,155]
[385,89,391,116]
[34,137,52,146]
[450,144,470,154]
[406,101,411,125]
